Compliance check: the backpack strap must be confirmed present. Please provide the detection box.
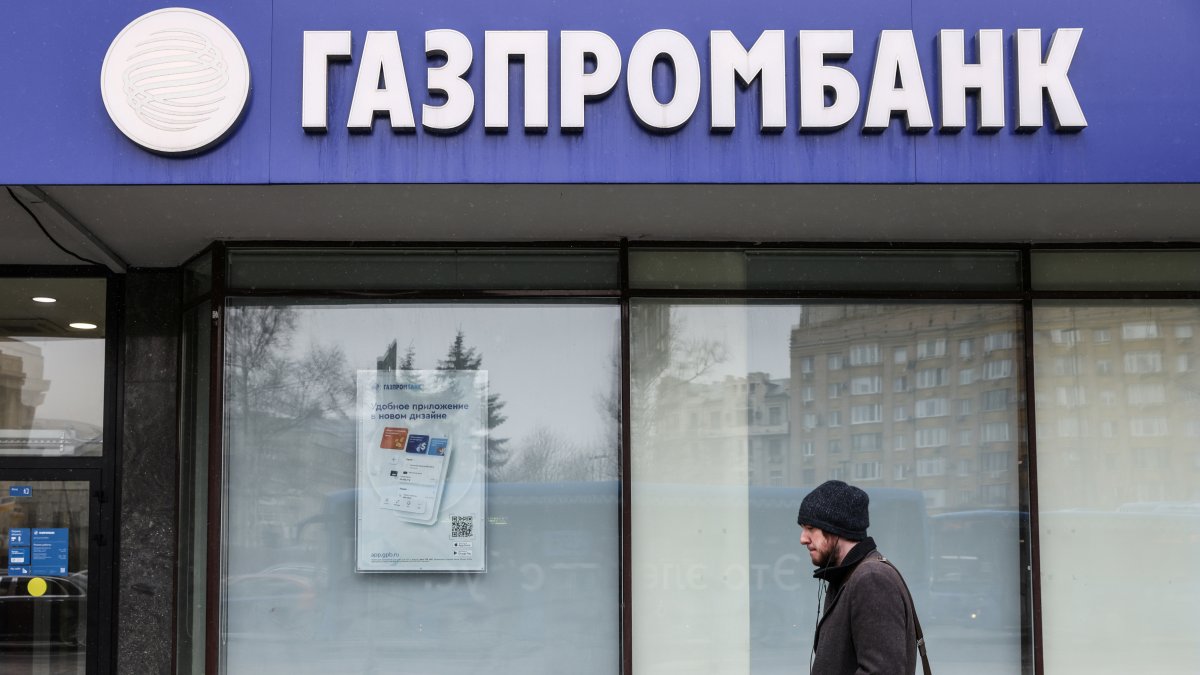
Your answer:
[874,557,933,675]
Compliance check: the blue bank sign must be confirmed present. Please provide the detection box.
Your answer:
[2,0,1199,184]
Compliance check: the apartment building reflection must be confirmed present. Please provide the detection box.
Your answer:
[788,305,1024,514]
[650,371,792,487]
[581,303,1197,518]
[1032,305,1200,510]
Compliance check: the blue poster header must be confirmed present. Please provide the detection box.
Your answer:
[6,528,69,577]
[2,0,1198,184]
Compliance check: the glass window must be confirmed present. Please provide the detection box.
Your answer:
[630,301,1027,675]
[1129,417,1169,437]
[742,250,1022,291]
[851,432,883,451]
[228,248,620,291]
[916,367,948,389]
[982,389,1009,411]
[853,461,881,481]
[630,249,1022,291]
[1121,322,1160,340]
[0,278,106,457]
[0,479,91,673]
[1034,302,1200,675]
[958,339,973,359]
[916,427,948,448]
[981,451,1009,473]
[915,398,948,418]
[917,339,947,359]
[1050,328,1083,345]
[983,360,1013,380]
[917,456,946,476]
[220,300,619,674]
[1052,356,1082,376]
[982,422,1011,442]
[1055,386,1087,407]
[849,343,880,366]
[984,332,1014,352]
[1124,350,1163,374]
[850,376,881,395]
[1031,249,1200,291]
[1126,383,1166,405]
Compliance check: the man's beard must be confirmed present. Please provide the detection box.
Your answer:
[811,545,836,568]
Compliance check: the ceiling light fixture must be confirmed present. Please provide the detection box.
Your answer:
[69,322,98,330]
[32,296,57,303]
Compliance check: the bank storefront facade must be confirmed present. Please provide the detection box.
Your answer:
[1,1,1198,674]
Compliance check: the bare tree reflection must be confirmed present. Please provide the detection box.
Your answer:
[225,305,354,550]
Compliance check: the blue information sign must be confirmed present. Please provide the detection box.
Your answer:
[29,528,69,577]
[7,528,32,575]
[8,528,29,547]
[9,486,32,497]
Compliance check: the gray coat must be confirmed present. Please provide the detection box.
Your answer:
[811,539,918,675]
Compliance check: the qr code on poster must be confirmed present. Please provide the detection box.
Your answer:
[451,515,474,539]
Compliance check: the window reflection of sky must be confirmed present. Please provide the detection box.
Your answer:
[666,304,802,380]
[294,303,619,451]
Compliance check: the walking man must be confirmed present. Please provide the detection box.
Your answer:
[798,480,927,675]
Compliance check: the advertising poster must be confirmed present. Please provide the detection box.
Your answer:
[356,369,487,572]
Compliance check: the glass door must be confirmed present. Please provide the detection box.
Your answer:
[0,274,111,674]
[0,473,100,674]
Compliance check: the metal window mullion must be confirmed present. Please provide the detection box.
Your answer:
[1021,296,1044,675]
[204,243,227,675]
[618,238,633,675]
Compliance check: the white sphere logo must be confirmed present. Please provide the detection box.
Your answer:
[101,8,250,154]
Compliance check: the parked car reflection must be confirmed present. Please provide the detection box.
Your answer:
[0,573,87,649]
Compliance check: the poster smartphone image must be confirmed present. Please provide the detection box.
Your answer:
[373,429,451,524]
[356,369,487,573]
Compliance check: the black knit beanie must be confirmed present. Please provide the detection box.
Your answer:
[796,480,869,540]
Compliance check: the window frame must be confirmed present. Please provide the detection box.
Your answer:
[180,241,1200,675]
[0,266,120,675]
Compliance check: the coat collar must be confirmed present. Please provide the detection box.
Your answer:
[812,537,879,645]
